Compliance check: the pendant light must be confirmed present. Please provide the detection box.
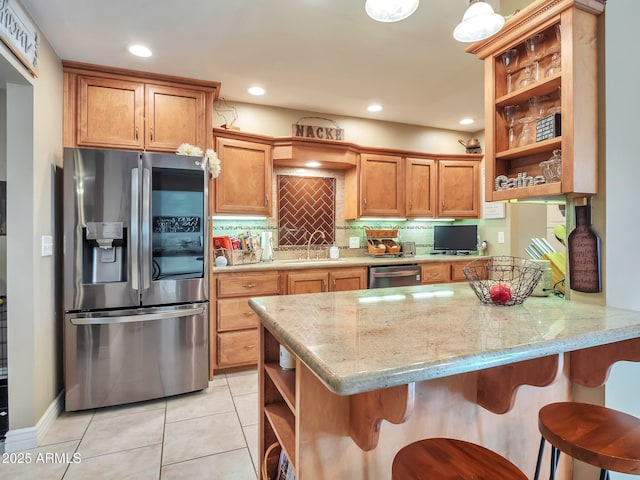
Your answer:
[453,0,505,43]
[365,0,419,23]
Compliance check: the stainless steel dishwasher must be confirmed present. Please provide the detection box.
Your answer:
[368,264,421,289]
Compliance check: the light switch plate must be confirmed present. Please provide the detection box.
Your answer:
[349,237,360,249]
[498,231,505,244]
[41,235,53,256]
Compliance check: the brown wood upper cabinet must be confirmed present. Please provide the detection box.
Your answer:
[466,0,603,202]
[360,153,405,217]
[405,157,437,218]
[63,61,220,152]
[438,159,480,218]
[214,131,273,216]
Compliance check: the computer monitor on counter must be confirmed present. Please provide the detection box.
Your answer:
[432,225,478,255]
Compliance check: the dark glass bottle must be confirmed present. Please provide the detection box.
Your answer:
[568,205,601,293]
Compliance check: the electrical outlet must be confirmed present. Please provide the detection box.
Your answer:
[498,231,505,244]
[349,237,360,249]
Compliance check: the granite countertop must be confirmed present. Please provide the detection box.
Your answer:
[249,283,640,396]
[213,253,486,273]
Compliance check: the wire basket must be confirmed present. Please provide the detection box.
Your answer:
[462,256,543,306]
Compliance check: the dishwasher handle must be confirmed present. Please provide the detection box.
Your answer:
[370,269,420,278]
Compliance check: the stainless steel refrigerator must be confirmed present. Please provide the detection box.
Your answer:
[63,148,209,411]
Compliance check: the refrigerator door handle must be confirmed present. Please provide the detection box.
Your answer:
[69,305,206,325]
[131,168,139,291]
[141,167,151,290]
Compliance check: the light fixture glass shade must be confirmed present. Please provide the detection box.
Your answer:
[453,1,505,42]
[365,0,419,23]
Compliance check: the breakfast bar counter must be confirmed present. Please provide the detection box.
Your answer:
[250,284,640,479]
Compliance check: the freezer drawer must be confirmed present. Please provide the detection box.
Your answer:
[64,303,209,411]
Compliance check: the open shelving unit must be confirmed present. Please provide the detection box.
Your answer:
[260,326,297,479]
[466,0,605,202]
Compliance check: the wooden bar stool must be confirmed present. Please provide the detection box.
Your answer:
[392,437,527,480]
[533,402,640,480]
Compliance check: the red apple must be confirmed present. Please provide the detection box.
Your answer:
[489,281,512,304]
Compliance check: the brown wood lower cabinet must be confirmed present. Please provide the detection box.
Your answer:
[286,267,367,294]
[212,271,280,373]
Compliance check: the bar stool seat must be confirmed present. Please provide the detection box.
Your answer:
[392,437,527,480]
[534,402,640,479]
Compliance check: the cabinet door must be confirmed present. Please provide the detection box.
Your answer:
[329,268,367,292]
[215,137,272,216]
[360,153,404,216]
[146,84,206,152]
[421,263,451,284]
[77,76,144,149]
[287,271,328,294]
[438,160,479,218]
[406,158,436,218]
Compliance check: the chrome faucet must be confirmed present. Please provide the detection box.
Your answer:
[306,230,325,259]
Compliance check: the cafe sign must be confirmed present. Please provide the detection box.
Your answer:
[292,117,344,141]
[0,0,39,77]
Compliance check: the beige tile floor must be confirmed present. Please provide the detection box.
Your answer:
[0,368,260,480]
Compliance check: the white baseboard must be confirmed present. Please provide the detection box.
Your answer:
[4,390,64,453]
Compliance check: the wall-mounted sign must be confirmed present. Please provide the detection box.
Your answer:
[0,0,39,77]
[292,116,344,141]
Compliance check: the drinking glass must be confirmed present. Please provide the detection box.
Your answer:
[503,105,520,149]
[546,52,561,77]
[524,34,545,81]
[530,95,550,118]
[519,64,534,88]
[518,116,535,146]
[500,48,519,93]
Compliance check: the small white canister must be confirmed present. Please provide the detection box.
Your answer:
[279,345,295,370]
[329,245,340,259]
[531,259,552,296]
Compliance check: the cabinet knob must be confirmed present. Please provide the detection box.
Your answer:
[333,279,336,289]
[244,283,257,288]
[150,127,154,141]
[265,194,269,207]
[135,126,139,140]
[409,200,413,211]
[364,198,367,207]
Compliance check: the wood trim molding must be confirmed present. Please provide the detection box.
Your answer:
[348,382,415,451]
[62,60,221,92]
[466,0,605,59]
[477,355,561,414]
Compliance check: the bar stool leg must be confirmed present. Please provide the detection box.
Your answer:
[550,445,560,480]
[534,436,546,480]
[599,470,610,480]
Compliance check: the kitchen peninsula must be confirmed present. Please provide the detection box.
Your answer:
[250,283,640,479]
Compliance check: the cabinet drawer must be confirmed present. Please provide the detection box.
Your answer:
[217,298,259,331]
[217,329,259,367]
[216,272,280,298]
[421,263,451,284]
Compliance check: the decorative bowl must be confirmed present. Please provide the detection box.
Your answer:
[462,256,543,306]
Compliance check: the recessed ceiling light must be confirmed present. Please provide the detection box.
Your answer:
[305,161,321,168]
[368,104,383,112]
[459,118,475,125]
[128,45,152,57]
[248,86,266,96]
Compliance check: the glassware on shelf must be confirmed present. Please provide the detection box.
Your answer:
[519,64,534,88]
[518,116,535,147]
[530,95,550,118]
[502,105,520,149]
[500,48,519,94]
[546,52,561,77]
[539,149,562,183]
[524,34,545,81]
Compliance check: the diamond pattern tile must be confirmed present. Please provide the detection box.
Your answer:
[278,175,335,246]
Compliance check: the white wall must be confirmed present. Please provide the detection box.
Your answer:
[0,23,63,435]
[603,1,640,478]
